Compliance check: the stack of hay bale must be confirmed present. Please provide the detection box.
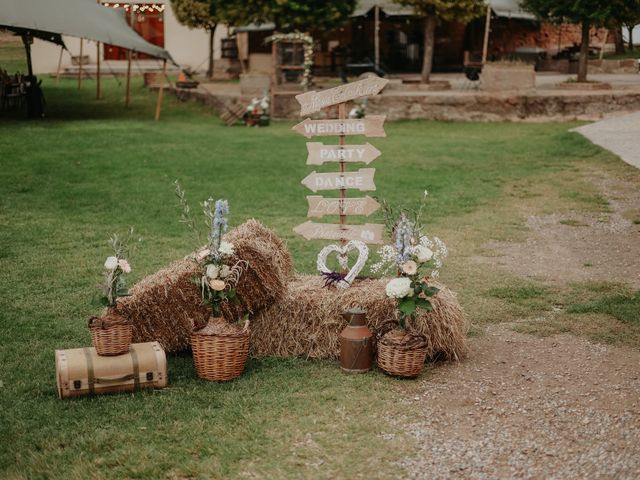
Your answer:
[118,220,468,361]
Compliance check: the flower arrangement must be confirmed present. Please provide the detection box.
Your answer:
[265,32,314,90]
[348,101,366,119]
[175,181,248,319]
[99,227,142,307]
[371,191,448,330]
[244,93,270,127]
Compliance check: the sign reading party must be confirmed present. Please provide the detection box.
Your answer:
[306,142,381,165]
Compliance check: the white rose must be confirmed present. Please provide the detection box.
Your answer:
[205,264,219,279]
[414,245,433,263]
[219,265,231,278]
[401,260,418,276]
[104,256,118,270]
[218,241,235,256]
[385,277,413,299]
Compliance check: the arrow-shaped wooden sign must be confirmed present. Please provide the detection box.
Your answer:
[295,75,389,116]
[301,168,376,193]
[306,195,380,218]
[293,221,384,244]
[306,142,381,165]
[292,116,386,138]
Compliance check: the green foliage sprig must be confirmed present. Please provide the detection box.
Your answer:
[100,227,142,308]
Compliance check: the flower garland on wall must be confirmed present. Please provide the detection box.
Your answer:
[266,32,314,90]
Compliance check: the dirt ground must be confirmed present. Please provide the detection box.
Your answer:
[390,323,640,479]
[478,174,640,288]
[392,172,640,478]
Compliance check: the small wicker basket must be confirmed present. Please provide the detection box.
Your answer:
[191,317,250,381]
[376,322,427,378]
[88,310,132,356]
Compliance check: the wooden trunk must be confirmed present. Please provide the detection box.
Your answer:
[55,342,167,399]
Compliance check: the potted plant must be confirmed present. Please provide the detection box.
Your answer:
[90,228,141,356]
[175,182,250,381]
[243,93,270,127]
[371,192,448,377]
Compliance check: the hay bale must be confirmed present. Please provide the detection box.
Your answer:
[117,220,293,352]
[250,274,467,361]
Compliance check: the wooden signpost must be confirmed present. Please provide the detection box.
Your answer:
[291,74,388,276]
[293,221,384,244]
[301,169,376,192]
[296,76,388,116]
[306,196,380,218]
[306,142,381,165]
[292,116,386,138]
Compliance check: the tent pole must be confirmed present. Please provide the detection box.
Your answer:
[96,42,102,100]
[22,34,34,77]
[155,59,167,121]
[78,38,83,89]
[125,5,134,107]
[96,0,101,99]
[374,5,380,72]
[481,4,491,64]
[125,51,132,107]
[96,41,102,99]
[56,47,64,84]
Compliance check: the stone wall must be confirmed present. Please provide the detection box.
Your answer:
[588,59,639,74]
[165,86,640,123]
[479,64,535,92]
[366,92,640,122]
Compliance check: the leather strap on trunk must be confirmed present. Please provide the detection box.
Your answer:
[129,345,141,391]
[83,347,95,395]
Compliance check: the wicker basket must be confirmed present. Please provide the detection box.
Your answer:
[89,310,132,356]
[376,322,428,378]
[191,317,250,381]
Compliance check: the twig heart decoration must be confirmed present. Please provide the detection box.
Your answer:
[317,240,369,289]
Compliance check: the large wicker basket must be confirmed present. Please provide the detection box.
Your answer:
[191,317,250,381]
[89,310,132,356]
[376,322,428,378]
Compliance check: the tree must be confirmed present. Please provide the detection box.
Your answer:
[222,0,356,33]
[394,0,485,83]
[523,0,613,82]
[610,0,640,50]
[171,0,228,79]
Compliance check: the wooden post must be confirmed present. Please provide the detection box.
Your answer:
[338,102,347,275]
[125,5,134,107]
[155,60,167,121]
[78,38,83,90]
[96,41,102,99]
[374,5,380,72]
[481,4,491,65]
[55,46,64,84]
[96,0,102,99]
[599,29,609,60]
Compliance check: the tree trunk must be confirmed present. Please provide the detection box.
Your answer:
[421,14,437,84]
[614,25,625,54]
[207,24,217,80]
[577,20,590,83]
[629,26,634,51]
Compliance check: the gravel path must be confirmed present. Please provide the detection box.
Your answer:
[573,112,640,170]
[473,174,640,288]
[387,323,640,479]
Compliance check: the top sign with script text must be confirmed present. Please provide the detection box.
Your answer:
[295,76,389,116]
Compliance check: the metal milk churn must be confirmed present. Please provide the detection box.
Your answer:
[339,308,373,373]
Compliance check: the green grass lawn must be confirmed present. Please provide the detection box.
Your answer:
[1,61,640,478]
